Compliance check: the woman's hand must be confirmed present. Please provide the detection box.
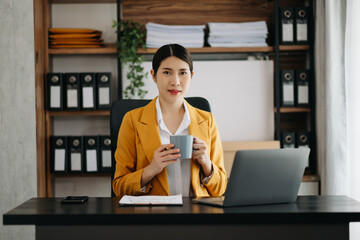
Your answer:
[141,144,180,187]
[192,137,213,177]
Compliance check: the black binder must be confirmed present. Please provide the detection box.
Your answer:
[64,73,81,110]
[296,132,310,148]
[50,136,68,173]
[280,7,294,44]
[96,72,112,109]
[68,136,84,173]
[281,70,295,106]
[296,132,310,167]
[295,70,310,107]
[47,73,64,110]
[81,73,96,110]
[84,136,99,172]
[295,7,309,44]
[281,132,295,148]
[99,136,112,172]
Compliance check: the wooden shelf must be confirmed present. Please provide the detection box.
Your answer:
[52,172,111,177]
[49,43,117,55]
[275,107,311,113]
[51,0,116,3]
[138,46,274,54]
[138,45,309,54]
[48,110,110,116]
[302,175,320,182]
[47,45,308,56]
[279,45,310,51]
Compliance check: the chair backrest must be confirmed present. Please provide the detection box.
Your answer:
[110,97,211,196]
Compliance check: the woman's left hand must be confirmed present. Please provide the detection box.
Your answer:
[192,137,212,176]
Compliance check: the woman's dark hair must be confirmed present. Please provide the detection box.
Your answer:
[152,44,193,76]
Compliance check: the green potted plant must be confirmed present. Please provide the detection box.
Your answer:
[113,20,148,99]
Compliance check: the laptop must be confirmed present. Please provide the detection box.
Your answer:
[192,148,310,207]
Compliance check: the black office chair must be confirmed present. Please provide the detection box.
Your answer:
[110,97,211,196]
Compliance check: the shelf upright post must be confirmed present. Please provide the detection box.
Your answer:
[274,0,281,141]
[308,0,317,174]
[117,0,123,100]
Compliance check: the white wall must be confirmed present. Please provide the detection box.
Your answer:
[123,60,275,141]
[0,1,37,239]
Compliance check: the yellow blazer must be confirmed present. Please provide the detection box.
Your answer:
[112,98,227,197]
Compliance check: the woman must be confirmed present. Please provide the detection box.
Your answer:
[113,44,227,197]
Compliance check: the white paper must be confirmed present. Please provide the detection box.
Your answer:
[146,22,205,48]
[296,23,308,41]
[54,149,65,171]
[101,150,111,167]
[283,84,294,104]
[208,21,268,47]
[298,85,309,104]
[82,87,94,108]
[99,87,110,105]
[71,153,81,171]
[119,194,183,205]
[282,23,294,42]
[50,86,61,108]
[67,89,78,108]
[86,150,97,172]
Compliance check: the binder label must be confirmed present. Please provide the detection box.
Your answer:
[102,150,112,168]
[83,87,94,108]
[282,23,294,42]
[297,23,308,41]
[67,89,78,108]
[86,150,97,172]
[283,84,294,103]
[50,86,61,108]
[298,85,309,104]
[70,153,82,171]
[99,87,110,105]
[54,149,66,171]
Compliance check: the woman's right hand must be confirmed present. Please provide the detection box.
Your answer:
[141,144,180,187]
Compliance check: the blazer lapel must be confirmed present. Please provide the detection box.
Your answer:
[187,101,209,151]
[136,98,170,195]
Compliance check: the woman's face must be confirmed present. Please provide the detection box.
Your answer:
[151,56,193,104]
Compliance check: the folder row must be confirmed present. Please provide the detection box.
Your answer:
[51,135,112,173]
[281,69,310,107]
[280,7,309,45]
[281,132,310,167]
[49,28,105,49]
[48,72,112,110]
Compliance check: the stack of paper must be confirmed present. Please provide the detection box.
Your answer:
[119,194,183,206]
[208,21,268,47]
[49,28,105,48]
[146,22,205,48]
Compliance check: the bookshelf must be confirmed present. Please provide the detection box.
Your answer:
[34,0,318,197]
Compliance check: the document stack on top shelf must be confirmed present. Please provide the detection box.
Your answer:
[208,21,268,47]
[49,28,105,48]
[145,22,205,48]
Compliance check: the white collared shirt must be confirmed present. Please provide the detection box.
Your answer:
[155,97,192,196]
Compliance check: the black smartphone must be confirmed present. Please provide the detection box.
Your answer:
[61,196,89,204]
